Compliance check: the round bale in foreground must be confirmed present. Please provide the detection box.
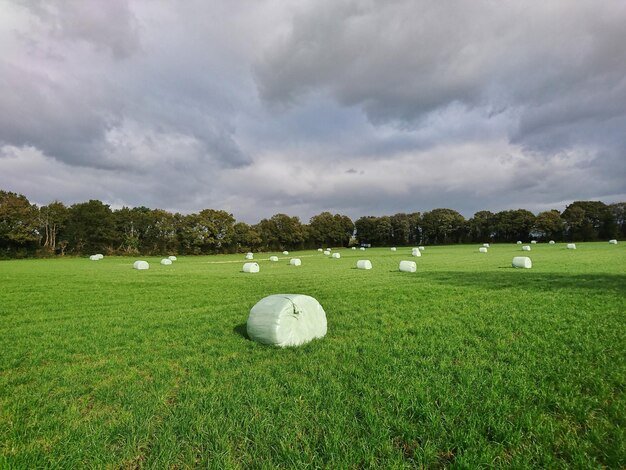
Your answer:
[399,260,416,272]
[356,260,372,270]
[247,294,327,347]
[160,258,172,265]
[512,256,532,269]
[133,260,149,270]
[243,262,259,273]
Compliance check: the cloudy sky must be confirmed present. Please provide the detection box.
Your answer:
[1,0,625,222]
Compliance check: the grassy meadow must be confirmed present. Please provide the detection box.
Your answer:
[1,243,625,468]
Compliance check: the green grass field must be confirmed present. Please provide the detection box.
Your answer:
[1,243,625,468]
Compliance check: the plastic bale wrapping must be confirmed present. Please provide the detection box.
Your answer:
[95,254,104,260]
[133,260,149,270]
[332,253,341,259]
[282,251,289,255]
[290,258,301,266]
[517,241,523,244]
[168,256,177,261]
[89,255,99,261]
[245,253,254,260]
[356,260,372,270]
[609,239,618,245]
[318,248,323,252]
[412,248,422,257]
[352,247,356,250]
[246,294,327,347]
[399,260,416,273]
[479,247,488,253]
[522,245,531,251]
[512,256,532,269]
[391,247,397,251]
[483,243,490,248]
[418,246,425,251]
[160,259,172,265]
[269,256,279,262]
[323,250,331,255]
[567,243,577,250]
[549,241,555,245]
[243,262,260,273]
[360,247,366,251]
[531,240,537,244]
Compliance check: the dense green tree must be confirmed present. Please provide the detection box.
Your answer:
[256,214,306,251]
[354,216,379,245]
[39,201,68,254]
[493,209,536,242]
[63,200,116,254]
[0,190,40,256]
[233,222,262,252]
[389,212,421,246]
[609,202,626,239]
[467,210,496,243]
[562,201,613,241]
[534,210,564,241]
[421,208,466,244]
[308,212,354,247]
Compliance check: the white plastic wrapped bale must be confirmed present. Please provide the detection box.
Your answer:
[522,245,531,251]
[391,247,397,251]
[609,239,618,245]
[282,251,289,255]
[89,255,99,261]
[517,241,522,244]
[351,247,356,250]
[356,260,372,270]
[290,258,301,266]
[411,248,422,257]
[95,254,104,260]
[512,256,532,269]
[269,256,279,262]
[323,250,331,255]
[549,241,555,245]
[483,243,490,248]
[245,252,254,260]
[567,243,576,250]
[332,252,341,259]
[168,255,177,261]
[161,258,172,265]
[360,247,366,251]
[399,260,416,272]
[133,260,149,270]
[246,294,327,347]
[318,248,323,252]
[531,240,537,244]
[479,247,488,253]
[243,262,259,273]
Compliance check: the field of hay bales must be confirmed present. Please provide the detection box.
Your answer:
[1,243,625,468]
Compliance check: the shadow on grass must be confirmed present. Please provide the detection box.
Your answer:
[426,271,626,294]
[233,322,249,339]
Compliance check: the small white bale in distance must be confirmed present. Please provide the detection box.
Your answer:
[269,256,279,262]
[411,248,422,257]
[360,247,366,251]
[391,247,397,251]
[290,258,302,266]
[609,239,618,245]
[522,245,531,251]
[282,251,289,255]
[95,254,104,260]
[245,253,254,260]
[243,262,260,273]
[332,252,341,259]
[168,255,177,261]
[317,248,323,252]
[160,258,172,265]
[531,240,537,244]
[89,255,99,261]
[549,240,555,245]
[133,260,149,270]
[418,246,425,251]
[351,247,356,250]
[517,241,522,245]
[246,294,327,347]
[356,260,372,270]
[399,260,417,272]
[512,256,532,269]
[567,243,576,250]
[483,243,490,248]
[323,250,331,255]
[479,247,488,253]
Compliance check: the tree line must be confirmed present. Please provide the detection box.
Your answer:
[1,189,624,258]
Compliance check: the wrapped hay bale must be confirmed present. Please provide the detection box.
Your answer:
[323,250,331,256]
[522,245,531,251]
[609,239,618,245]
[356,260,372,270]
[483,243,490,248]
[517,241,522,245]
[290,258,302,266]
[269,256,279,262]
[160,258,172,265]
[479,247,488,253]
[351,247,356,250]
[245,252,254,260]
[243,262,260,273]
[549,241,555,245]
[531,240,537,244]
[512,256,532,269]
[418,246,425,251]
[282,251,289,255]
[95,254,104,260]
[399,260,416,272]
[89,255,99,261]
[360,247,366,251]
[411,248,422,257]
[317,248,323,252]
[133,260,149,270]
[246,294,327,347]
[567,243,576,250]
[168,255,177,261]
[332,253,341,259]
[391,247,397,251]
